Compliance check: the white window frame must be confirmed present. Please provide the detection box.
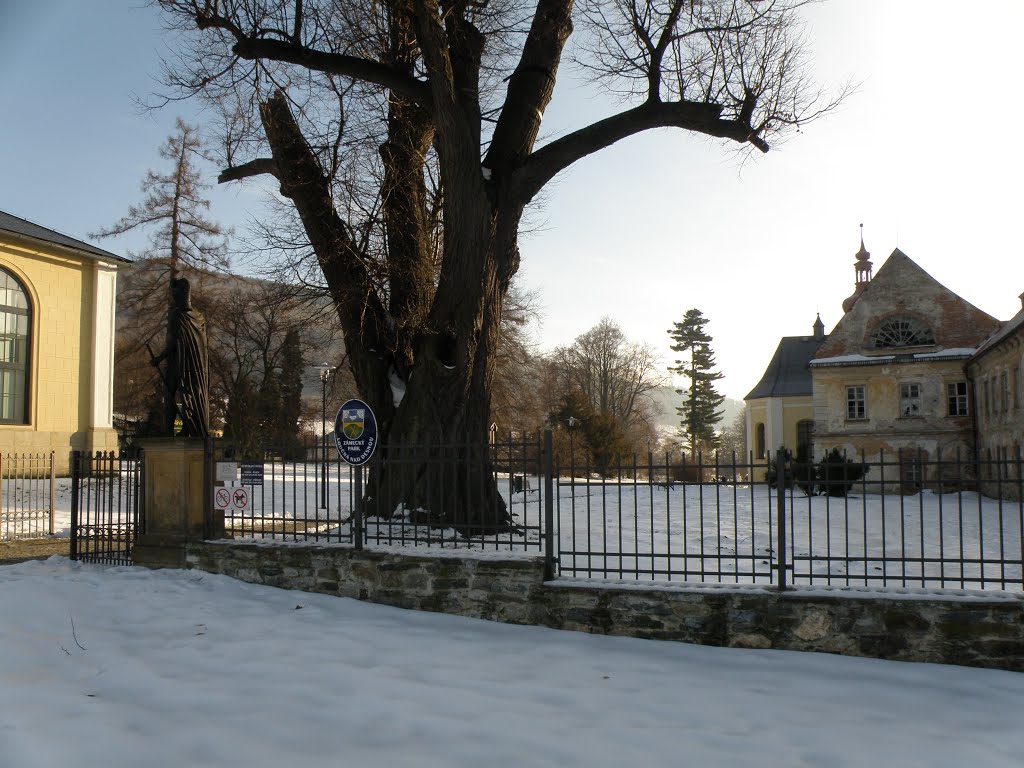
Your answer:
[846,385,866,420]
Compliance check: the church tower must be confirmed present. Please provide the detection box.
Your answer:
[842,224,873,313]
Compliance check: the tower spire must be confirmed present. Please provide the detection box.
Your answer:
[843,224,874,313]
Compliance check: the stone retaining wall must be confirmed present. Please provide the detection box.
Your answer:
[187,541,1024,671]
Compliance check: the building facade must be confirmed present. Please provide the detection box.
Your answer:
[747,232,1022,494]
[744,315,826,479]
[0,211,129,470]
[966,300,1024,498]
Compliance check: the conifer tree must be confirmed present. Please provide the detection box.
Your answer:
[668,309,725,454]
[94,118,228,435]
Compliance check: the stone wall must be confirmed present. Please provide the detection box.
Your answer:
[187,541,1024,672]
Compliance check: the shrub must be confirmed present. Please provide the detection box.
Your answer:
[816,448,867,497]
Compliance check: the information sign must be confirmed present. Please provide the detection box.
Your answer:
[240,462,264,486]
[334,398,377,466]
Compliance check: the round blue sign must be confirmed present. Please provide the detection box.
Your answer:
[334,399,378,466]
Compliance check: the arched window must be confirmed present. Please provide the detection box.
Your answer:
[0,269,31,424]
[796,419,814,459]
[755,423,766,459]
[869,315,935,348]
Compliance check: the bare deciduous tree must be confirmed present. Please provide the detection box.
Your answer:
[155,0,842,528]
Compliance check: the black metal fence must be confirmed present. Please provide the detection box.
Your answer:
[555,447,1024,591]
[70,449,144,565]
[201,434,1023,592]
[206,434,549,554]
[0,451,55,540]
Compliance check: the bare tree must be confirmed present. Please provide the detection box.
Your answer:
[95,118,229,434]
[550,317,663,459]
[155,0,842,528]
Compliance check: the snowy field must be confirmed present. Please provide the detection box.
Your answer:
[2,557,1023,768]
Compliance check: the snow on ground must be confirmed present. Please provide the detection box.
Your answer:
[2,557,1023,768]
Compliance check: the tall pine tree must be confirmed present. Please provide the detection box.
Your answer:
[668,309,725,455]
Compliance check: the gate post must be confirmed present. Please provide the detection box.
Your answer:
[776,448,788,591]
[543,430,555,581]
[132,438,209,569]
[69,451,81,561]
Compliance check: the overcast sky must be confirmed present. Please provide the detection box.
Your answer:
[2,0,1022,400]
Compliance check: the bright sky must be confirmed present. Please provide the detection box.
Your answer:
[2,0,1023,399]
[4,557,1024,767]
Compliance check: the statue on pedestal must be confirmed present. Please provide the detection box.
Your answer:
[149,277,210,438]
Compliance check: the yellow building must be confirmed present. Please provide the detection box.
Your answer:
[744,315,827,479]
[0,211,128,471]
[809,246,998,483]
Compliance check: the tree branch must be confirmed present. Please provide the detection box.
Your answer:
[513,99,768,203]
[232,37,431,105]
[218,158,279,184]
[484,0,573,176]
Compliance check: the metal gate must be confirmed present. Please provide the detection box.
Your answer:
[69,449,144,564]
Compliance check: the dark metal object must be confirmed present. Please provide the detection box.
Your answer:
[186,434,1024,593]
[69,449,144,565]
[149,277,210,437]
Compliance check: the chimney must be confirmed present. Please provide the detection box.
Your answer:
[1020,291,1024,311]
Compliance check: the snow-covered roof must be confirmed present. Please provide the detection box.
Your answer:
[810,348,977,367]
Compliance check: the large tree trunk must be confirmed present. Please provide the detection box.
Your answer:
[260,91,517,533]
[364,221,517,532]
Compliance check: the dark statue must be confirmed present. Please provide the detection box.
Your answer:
[149,277,210,438]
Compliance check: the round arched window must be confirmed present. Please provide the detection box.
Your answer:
[869,315,934,348]
[0,269,31,423]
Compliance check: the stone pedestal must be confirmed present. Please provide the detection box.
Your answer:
[133,438,224,569]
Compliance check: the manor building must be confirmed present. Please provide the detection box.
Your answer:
[746,232,1023,495]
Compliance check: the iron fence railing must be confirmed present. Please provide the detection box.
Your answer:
[203,433,1024,592]
[70,449,144,565]
[0,451,55,541]
[556,447,1024,591]
[206,434,548,553]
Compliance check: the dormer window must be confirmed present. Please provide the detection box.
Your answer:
[869,315,935,348]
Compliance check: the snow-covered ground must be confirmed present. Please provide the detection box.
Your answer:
[2,557,1022,768]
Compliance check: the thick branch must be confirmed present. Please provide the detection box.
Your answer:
[484,0,573,176]
[513,99,768,203]
[232,37,431,105]
[259,91,394,414]
[218,158,279,184]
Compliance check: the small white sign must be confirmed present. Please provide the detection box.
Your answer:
[214,486,232,510]
[216,462,239,482]
[231,486,250,510]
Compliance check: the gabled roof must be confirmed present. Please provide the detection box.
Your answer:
[970,308,1024,364]
[0,210,129,264]
[815,248,999,358]
[745,335,828,400]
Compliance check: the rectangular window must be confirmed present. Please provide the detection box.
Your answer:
[985,378,991,419]
[899,382,921,417]
[1001,370,1010,413]
[1015,366,1022,410]
[947,381,968,416]
[846,385,866,420]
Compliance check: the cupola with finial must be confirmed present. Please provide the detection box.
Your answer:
[842,224,873,313]
[812,313,825,340]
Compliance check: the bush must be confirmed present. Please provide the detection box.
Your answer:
[816,448,867,497]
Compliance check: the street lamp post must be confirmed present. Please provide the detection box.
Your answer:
[316,362,336,509]
[567,416,577,475]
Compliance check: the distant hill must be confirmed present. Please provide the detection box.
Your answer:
[649,385,744,432]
